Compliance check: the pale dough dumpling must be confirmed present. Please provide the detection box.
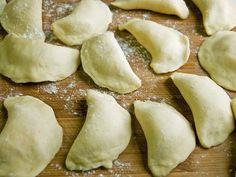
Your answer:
[81,31,141,94]
[1,0,45,39]
[0,0,6,16]
[111,0,189,19]
[171,72,235,148]
[52,0,112,46]
[0,96,63,177]
[119,19,190,74]
[191,0,236,35]
[199,31,236,91]
[66,89,132,171]
[0,34,80,83]
[134,101,195,177]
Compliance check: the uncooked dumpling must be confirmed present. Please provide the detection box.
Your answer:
[119,19,190,74]
[0,34,80,83]
[0,96,63,177]
[134,101,195,177]
[81,31,141,94]
[171,72,235,148]
[191,0,236,35]
[0,0,6,16]
[66,89,132,171]
[199,31,236,91]
[52,0,112,46]
[111,0,189,19]
[231,98,236,118]
[1,0,45,39]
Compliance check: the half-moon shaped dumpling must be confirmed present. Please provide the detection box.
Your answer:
[0,34,80,83]
[1,0,45,39]
[0,0,6,16]
[191,0,236,35]
[0,96,63,177]
[119,19,190,74]
[199,31,236,91]
[81,31,141,94]
[171,72,235,148]
[52,0,112,46]
[111,0,189,19]
[66,89,132,171]
[134,101,196,177]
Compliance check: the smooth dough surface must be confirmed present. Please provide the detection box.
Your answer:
[199,31,236,91]
[134,101,195,177]
[1,0,45,39]
[0,96,63,177]
[66,89,132,171]
[81,31,141,94]
[119,19,190,74]
[0,0,6,16]
[111,0,189,19]
[171,72,235,148]
[52,0,112,45]
[0,34,80,83]
[192,0,236,35]
[231,98,236,119]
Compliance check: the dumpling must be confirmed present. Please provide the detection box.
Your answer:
[198,31,236,91]
[52,0,112,46]
[81,31,141,94]
[134,101,195,177]
[1,0,45,39]
[111,0,189,19]
[0,96,63,177]
[66,89,132,171]
[119,19,190,74]
[171,72,235,148]
[0,34,80,83]
[191,0,236,35]
[231,98,236,118]
[0,0,6,16]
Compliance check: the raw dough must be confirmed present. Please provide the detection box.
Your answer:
[0,34,80,83]
[52,0,112,45]
[119,19,190,74]
[191,0,236,35]
[134,101,195,177]
[198,31,236,91]
[171,72,235,148]
[66,90,132,171]
[0,0,6,16]
[1,0,45,39]
[81,31,141,94]
[0,96,63,177]
[111,0,189,19]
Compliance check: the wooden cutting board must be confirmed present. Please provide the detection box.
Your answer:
[0,0,235,176]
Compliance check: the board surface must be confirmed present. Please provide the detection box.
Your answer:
[0,0,236,176]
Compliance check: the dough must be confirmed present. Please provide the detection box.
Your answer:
[191,0,236,35]
[81,31,141,94]
[66,90,132,171]
[52,0,112,46]
[119,19,190,74]
[0,0,6,16]
[171,72,235,148]
[231,98,236,118]
[1,0,45,39]
[111,0,189,19]
[134,101,195,177]
[0,34,80,83]
[0,96,63,177]
[199,31,236,91]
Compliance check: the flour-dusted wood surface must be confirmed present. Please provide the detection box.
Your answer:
[0,0,236,177]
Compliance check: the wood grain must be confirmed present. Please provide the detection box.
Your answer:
[0,0,236,176]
